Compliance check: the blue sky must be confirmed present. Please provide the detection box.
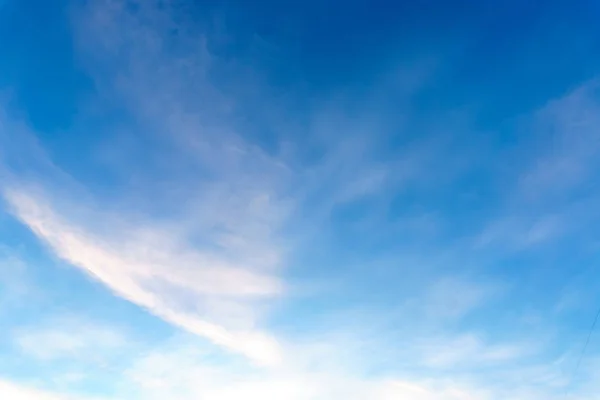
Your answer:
[1,0,600,398]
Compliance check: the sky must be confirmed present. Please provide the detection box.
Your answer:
[1,0,600,399]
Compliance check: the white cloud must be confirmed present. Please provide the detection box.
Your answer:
[421,277,501,320]
[1,321,583,400]
[476,79,600,251]
[417,334,526,369]
[13,316,126,362]
[518,79,600,199]
[3,186,283,366]
[119,335,492,400]
[0,251,31,310]
[374,380,490,400]
[0,380,82,400]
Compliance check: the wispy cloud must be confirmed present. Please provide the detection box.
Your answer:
[518,79,600,200]
[3,186,283,365]
[420,276,503,320]
[0,0,449,369]
[116,332,496,400]
[476,79,600,251]
[0,379,86,400]
[417,333,527,369]
[13,316,126,362]
[0,251,31,310]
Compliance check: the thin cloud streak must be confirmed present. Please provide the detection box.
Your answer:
[0,380,86,400]
[2,186,283,366]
